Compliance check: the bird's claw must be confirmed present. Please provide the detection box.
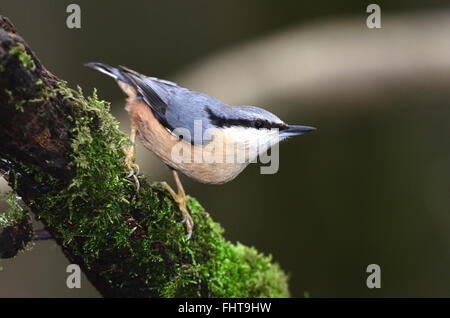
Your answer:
[186,227,193,241]
[176,198,194,240]
[126,170,134,179]
[183,213,194,240]
[132,175,140,192]
[126,164,140,178]
[125,146,140,192]
[159,181,194,240]
[180,212,194,240]
[126,165,140,192]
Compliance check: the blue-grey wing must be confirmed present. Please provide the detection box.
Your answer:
[118,66,227,145]
[165,90,228,145]
[118,66,174,129]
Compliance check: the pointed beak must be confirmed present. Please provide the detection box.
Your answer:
[280,125,316,137]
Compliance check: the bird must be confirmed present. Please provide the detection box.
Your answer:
[85,62,316,240]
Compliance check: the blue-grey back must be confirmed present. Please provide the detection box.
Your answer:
[165,88,229,144]
[119,66,229,145]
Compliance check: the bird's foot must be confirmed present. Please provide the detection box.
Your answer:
[125,146,140,192]
[159,181,194,240]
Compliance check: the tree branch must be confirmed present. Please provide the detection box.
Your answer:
[0,16,289,297]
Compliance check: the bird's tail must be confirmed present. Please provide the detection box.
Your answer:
[84,62,130,84]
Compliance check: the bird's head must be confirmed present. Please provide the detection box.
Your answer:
[206,105,315,158]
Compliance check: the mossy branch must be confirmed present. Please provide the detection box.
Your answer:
[0,16,289,297]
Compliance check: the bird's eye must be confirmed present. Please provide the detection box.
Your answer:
[254,120,264,129]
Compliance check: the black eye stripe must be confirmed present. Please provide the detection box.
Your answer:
[254,120,264,129]
[207,108,287,130]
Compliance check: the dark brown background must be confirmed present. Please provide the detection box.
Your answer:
[1,0,450,297]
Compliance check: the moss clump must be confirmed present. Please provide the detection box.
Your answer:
[9,43,35,71]
[25,84,289,297]
[0,190,33,260]
[4,88,25,113]
[0,191,25,228]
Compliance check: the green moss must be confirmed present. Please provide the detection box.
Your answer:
[14,160,56,186]
[4,88,26,113]
[0,192,34,260]
[23,83,290,297]
[15,100,25,113]
[0,192,25,229]
[9,43,35,71]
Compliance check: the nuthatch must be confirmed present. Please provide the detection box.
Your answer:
[85,63,316,239]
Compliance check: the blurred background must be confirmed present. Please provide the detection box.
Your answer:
[1,0,450,297]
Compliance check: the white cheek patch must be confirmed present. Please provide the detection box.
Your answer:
[223,127,282,162]
[223,126,259,144]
